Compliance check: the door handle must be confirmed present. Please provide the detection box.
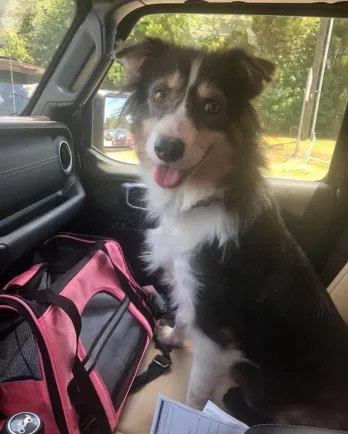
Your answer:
[122,183,147,210]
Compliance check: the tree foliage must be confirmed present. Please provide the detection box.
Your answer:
[1,2,348,139]
[111,14,348,139]
[0,0,75,67]
[0,28,33,63]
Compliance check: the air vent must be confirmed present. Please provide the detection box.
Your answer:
[59,140,73,175]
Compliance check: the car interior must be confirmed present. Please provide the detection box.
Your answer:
[2,0,348,433]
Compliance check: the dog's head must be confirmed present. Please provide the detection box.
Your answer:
[117,38,275,195]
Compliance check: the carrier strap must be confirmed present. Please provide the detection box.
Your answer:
[33,290,112,434]
[96,242,158,329]
[129,338,172,393]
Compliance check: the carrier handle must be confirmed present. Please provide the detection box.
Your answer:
[33,290,112,434]
[34,290,81,335]
[96,241,158,329]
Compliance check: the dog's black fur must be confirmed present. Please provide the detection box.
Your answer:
[194,205,348,426]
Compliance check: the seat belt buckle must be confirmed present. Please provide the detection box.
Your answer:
[152,354,172,369]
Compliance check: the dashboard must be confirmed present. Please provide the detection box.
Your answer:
[0,117,85,273]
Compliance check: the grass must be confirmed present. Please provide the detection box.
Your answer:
[105,136,336,182]
[263,135,335,181]
[105,148,138,165]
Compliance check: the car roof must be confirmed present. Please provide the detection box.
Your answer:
[95,0,341,4]
[109,0,345,28]
[143,0,338,2]
[0,57,44,76]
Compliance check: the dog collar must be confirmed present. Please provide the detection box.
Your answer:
[191,196,221,209]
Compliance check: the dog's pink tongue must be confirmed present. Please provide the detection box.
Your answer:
[153,165,183,188]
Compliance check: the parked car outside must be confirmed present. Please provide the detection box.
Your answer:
[104,129,134,149]
[104,129,113,140]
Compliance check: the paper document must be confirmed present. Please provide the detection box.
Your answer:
[150,394,249,434]
[203,400,249,431]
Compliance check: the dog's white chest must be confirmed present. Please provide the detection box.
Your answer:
[146,220,198,327]
[145,206,235,328]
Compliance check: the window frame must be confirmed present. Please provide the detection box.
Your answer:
[98,1,348,187]
[22,0,92,116]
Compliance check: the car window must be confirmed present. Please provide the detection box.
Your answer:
[99,13,348,182]
[0,0,76,115]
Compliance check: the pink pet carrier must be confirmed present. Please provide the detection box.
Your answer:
[0,234,170,434]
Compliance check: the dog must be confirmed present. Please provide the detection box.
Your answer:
[116,37,348,429]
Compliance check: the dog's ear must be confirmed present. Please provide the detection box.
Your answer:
[238,51,276,99]
[116,38,169,78]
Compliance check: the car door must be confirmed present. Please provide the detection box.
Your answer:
[19,0,348,289]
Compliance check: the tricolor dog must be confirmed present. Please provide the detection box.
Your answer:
[117,37,348,429]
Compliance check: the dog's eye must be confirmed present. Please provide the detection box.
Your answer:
[204,101,220,114]
[154,90,167,103]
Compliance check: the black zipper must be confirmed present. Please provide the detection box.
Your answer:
[0,297,69,434]
[83,296,130,373]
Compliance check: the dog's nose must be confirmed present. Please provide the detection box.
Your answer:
[154,136,185,163]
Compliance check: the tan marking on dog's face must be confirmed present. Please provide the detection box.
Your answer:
[166,71,184,89]
[197,82,223,100]
[184,130,235,191]
[147,75,185,116]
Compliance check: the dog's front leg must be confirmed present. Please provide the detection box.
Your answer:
[187,330,230,410]
[155,324,186,347]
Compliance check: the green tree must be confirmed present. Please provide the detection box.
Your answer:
[0,28,33,62]
[1,2,348,141]
[0,0,75,68]
[315,19,348,138]
[252,16,320,135]
[102,62,124,90]
[26,0,75,67]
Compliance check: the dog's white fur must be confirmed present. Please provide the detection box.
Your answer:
[141,173,245,408]
[138,58,262,410]
[139,99,272,408]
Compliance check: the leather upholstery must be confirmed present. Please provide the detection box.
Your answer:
[328,263,348,323]
[248,425,348,434]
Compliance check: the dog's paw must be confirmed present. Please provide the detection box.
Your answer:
[186,393,208,410]
[155,325,184,348]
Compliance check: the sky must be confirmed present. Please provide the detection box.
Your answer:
[104,95,127,120]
